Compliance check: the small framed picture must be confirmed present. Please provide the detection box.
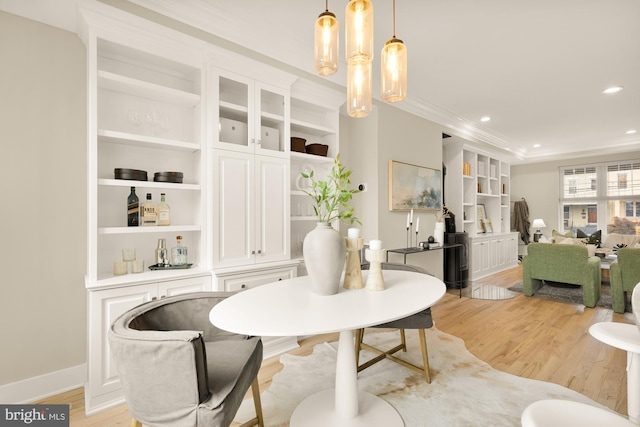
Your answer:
[476,204,487,231]
[482,218,494,233]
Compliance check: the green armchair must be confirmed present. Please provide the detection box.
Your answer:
[611,248,640,313]
[523,243,601,307]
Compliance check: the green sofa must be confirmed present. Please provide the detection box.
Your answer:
[611,248,640,313]
[523,243,601,307]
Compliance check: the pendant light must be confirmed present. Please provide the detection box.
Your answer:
[346,0,373,118]
[314,0,339,76]
[345,0,374,64]
[347,61,372,118]
[381,0,407,103]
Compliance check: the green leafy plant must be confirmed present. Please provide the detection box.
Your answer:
[301,154,361,225]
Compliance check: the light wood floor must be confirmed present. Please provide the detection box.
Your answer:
[39,265,635,425]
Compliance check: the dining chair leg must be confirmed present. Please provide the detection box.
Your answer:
[355,328,364,367]
[418,329,431,383]
[251,377,264,427]
[237,378,264,427]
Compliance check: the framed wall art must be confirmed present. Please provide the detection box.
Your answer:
[477,204,487,232]
[388,160,442,211]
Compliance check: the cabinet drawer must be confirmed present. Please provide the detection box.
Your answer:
[224,269,293,291]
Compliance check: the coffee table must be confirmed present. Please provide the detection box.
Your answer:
[210,270,446,427]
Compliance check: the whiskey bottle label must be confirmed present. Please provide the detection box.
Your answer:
[127,202,139,226]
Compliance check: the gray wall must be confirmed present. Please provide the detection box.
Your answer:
[511,151,640,237]
[343,102,446,278]
[0,11,87,385]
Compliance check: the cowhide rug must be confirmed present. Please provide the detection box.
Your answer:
[234,328,609,426]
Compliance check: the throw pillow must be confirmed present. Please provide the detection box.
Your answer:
[556,236,579,245]
[551,229,573,243]
[576,229,602,247]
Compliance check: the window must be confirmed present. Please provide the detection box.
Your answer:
[560,161,640,236]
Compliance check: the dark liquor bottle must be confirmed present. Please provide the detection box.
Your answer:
[127,187,139,226]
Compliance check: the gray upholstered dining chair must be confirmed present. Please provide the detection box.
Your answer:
[355,263,435,383]
[108,291,264,427]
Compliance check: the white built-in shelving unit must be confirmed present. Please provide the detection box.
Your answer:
[444,137,518,280]
[79,1,343,415]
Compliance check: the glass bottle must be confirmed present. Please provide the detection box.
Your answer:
[156,238,169,266]
[171,235,188,266]
[157,192,171,226]
[127,187,139,227]
[141,193,158,226]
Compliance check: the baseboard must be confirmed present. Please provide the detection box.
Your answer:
[0,364,86,404]
[262,336,299,360]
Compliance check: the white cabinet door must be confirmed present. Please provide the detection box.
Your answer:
[488,238,499,269]
[471,240,483,277]
[87,275,212,413]
[213,69,289,158]
[213,150,254,267]
[213,150,289,267]
[86,284,155,411]
[255,155,289,263]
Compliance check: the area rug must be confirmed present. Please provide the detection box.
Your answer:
[508,281,618,310]
[470,283,516,300]
[233,329,605,426]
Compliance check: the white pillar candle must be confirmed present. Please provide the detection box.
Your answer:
[416,217,420,232]
[406,213,410,228]
[347,228,360,238]
[369,240,382,250]
[410,209,414,223]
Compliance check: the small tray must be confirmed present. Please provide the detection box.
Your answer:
[154,171,183,183]
[291,137,306,153]
[305,143,328,156]
[115,168,148,181]
[148,263,193,270]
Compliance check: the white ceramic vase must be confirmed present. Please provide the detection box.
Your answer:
[303,222,346,296]
[434,222,445,246]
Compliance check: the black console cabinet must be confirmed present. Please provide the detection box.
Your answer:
[444,232,469,292]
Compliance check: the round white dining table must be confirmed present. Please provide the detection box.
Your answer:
[210,269,446,427]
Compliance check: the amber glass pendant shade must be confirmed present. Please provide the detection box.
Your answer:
[314,10,339,76]
[381,38,407,103]
[345,0,374,64]
[347,61,372,118]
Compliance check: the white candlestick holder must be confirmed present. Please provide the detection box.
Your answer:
[343,237,364,289]
[365,248,387,291]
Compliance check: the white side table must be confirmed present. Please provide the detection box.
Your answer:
[522,399,635,427]
[210,270,446,427]
[590,322,640,425]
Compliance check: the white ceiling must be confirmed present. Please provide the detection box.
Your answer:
[3,0,639,164]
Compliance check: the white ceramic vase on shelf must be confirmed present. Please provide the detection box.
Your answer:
[303,222,347,296]
[434,222,445,246]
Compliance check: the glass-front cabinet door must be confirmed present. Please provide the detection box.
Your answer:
[213,68,288,157]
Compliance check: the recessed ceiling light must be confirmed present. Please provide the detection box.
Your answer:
[480,116,491,122]
[626,129,637,134]
[533,144,541,148]
[603,86,623,94]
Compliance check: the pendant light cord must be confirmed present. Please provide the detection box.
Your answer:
[392,0,396,38]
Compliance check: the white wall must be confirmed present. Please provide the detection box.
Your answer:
[511,151,640,238]
[0,11,87,385]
